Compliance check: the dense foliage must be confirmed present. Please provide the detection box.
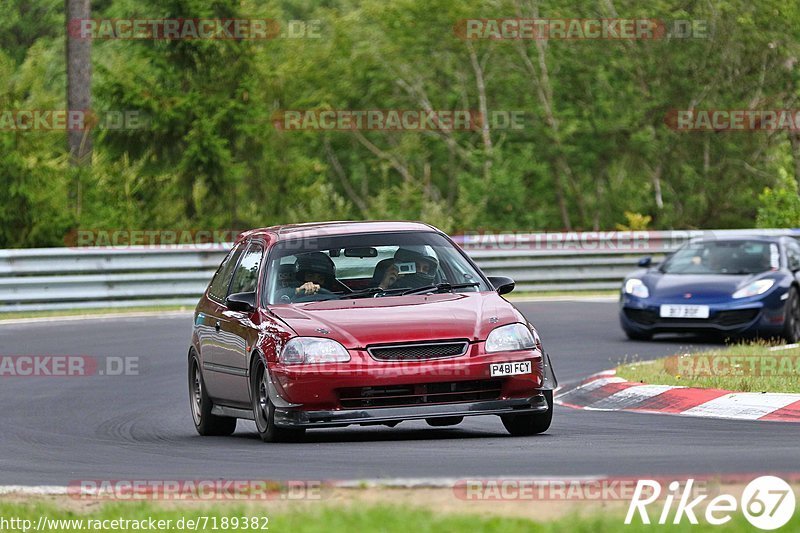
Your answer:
[2,0,800,247]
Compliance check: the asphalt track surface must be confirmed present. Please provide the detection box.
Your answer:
[0,300,797,486]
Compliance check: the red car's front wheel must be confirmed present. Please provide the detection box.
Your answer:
[500,390,553,436]
[251,357,305,443]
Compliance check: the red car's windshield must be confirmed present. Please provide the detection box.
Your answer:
[264,231,489,304]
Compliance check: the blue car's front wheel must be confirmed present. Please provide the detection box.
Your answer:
[783,287,800,343]
[622,325,652,341]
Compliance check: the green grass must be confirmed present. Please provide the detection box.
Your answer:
[507,290,618,300]
[0,501,796,532]
[0,306,191,321]
[616,342,800,393]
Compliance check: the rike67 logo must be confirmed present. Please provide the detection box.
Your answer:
[626,476,795,530]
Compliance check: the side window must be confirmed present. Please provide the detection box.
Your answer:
[208,244,244,301]
[787,241,800,271]
[229,243,264,295]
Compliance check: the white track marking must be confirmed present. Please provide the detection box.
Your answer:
[680,393,800,420]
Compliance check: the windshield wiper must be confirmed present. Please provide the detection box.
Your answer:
[340,287,382,299]
[340,287,408,299]
[341,282,480,299]
[400,282,480,296]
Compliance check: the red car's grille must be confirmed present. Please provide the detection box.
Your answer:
[367,340,469,361]
[338,379,502,409]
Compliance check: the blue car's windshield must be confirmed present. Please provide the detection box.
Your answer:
[660,240,780,275]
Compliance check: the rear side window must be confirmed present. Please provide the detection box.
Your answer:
[208,243,244,301]
[228,243,264,295]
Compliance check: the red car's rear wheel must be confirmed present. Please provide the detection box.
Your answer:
[189,352,237,436]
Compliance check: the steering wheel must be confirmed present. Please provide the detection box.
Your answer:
[292,287,335,303]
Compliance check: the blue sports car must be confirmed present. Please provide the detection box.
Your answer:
[620,235,800,341]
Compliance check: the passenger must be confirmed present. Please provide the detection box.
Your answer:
[378,248,439,290]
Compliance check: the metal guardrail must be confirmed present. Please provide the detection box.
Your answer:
[0,229,797,312]
[0,247,231,312]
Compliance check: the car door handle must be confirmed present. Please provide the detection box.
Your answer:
[215,321,221,332]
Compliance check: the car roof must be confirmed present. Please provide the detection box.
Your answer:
[238,220,440,243]
[689,235,784,244]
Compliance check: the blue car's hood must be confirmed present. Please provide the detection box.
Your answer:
[639,271,769,302]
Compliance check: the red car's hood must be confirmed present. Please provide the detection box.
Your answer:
[268,292,522,349]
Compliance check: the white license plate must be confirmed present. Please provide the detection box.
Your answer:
[659,304,710,319]
[490,361,532,377]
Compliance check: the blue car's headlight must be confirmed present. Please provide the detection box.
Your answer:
[732,279,775,299]
[624,278,649,298]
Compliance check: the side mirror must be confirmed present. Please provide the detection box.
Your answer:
[487,276,515,295]
[638,256,652,268]
[225,291,256,313]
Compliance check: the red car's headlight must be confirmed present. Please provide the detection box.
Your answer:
[485,323,537,353]
[280,337,351,365]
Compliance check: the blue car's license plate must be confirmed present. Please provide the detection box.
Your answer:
[659,304,710,319]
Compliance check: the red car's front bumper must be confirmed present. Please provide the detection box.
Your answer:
[268,346,556,428]
[273,393,550,428]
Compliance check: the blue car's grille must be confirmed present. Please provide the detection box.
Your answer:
[624,308,760,327]
[624,309,658,325]
[714,308,760,326]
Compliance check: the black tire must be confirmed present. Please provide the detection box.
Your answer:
[501,390,553,436]
[189,352,237,436]
[251,356,305,443]
[783,287,800,343]
[426,416,464,427]
[624,328,652,341]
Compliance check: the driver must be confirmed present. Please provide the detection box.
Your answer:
[293,252,337,296]
[378,248,438,290]
[276,263,296,288]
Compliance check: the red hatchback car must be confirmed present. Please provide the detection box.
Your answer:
[188,221,556,442]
